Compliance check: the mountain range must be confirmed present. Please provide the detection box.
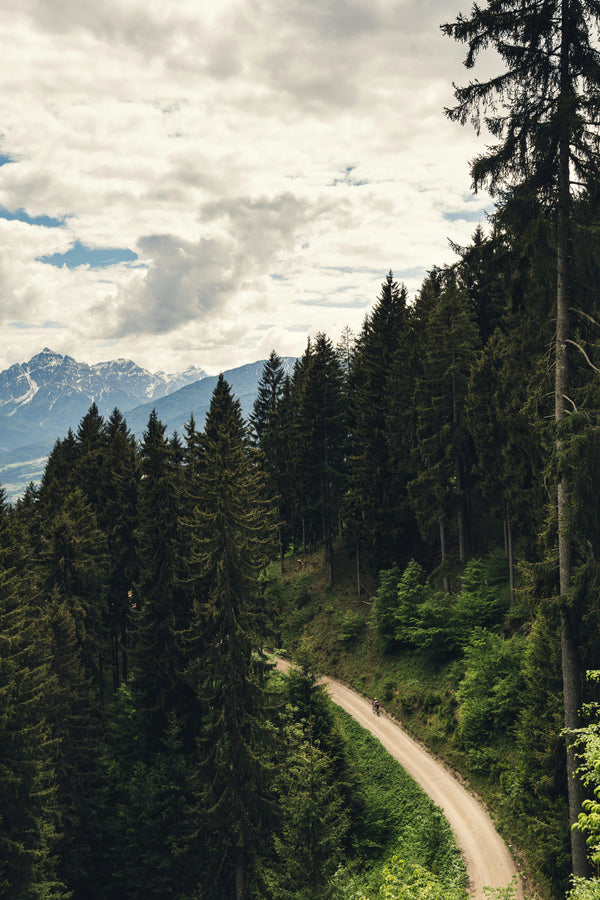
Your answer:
[0,348,294,502]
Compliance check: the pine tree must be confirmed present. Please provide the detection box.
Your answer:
[295,335,346,585]
[443,1,600,871]
[102,409,140,689]
[251,351,287,572]
[0,488,65,898]
[72,403,107,510]
[182,375,276,900]
[132,410,193,743]
[37,430,78,518]
[408,270,480,574]
[347,272,412,569]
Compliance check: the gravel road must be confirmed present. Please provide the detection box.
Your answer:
[275,659,524,899]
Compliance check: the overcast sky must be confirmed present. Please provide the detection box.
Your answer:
[0,0,491,376]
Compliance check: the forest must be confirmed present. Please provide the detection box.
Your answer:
[5,2,600,899]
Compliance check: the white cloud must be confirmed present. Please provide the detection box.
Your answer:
[0,0,490,373]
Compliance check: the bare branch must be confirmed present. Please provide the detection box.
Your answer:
[566,339,600,374]
[563,394,578,413]
[570,307,600,330]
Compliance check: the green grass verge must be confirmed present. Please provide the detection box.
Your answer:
[331,704,468,899]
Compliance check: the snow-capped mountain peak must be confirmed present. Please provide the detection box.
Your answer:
[0,349,207,437]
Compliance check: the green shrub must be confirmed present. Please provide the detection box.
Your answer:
[567,876,600,899]
[376,857,467,900]
[372,565,402,648]
[394,560,429,643]
[338,613,364,645]
[456,629,525,750]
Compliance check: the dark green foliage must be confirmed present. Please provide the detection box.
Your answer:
[261,717,350,899]
[373,557,507,659]
[442,1,600,201]
[0,492,65,899]
[456,630,526,755]
[133,409,194,743]
[102,696,203,900]
[294,334,347,584]
[181,375,277,898]
[509,607,572,892]
[372,565,403,650]
[251,351,288,569]
[40,486,109,696]
[103,409,140,689]
[347,272,416,569]
[408,270,480,563]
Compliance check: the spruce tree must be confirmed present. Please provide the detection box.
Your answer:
[408,270,480,572]
[132,410,193,743]
[443,1,600,871]
[72,403,107,510]
[0,488,65,898]
[182,375,276,900]
[347,272,411,569]
[40,486,109,699]
[102,409,139,689]
[251,351,287,572]
[295,335,346,585]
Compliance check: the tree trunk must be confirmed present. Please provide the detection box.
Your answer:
[277,497,285,575]
[455,452,466,565]
[556,2,588,873]
[235,849,245,900]
[505,503,515,607]
[439,518,449,594]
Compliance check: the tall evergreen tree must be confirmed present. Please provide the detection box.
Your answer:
[251,351,287,571]
[133,410,193,743]
[182,375,276,900]
[443,0,600,871]
[295,335,346,585]
[102,409,139,689]
[0,488,65,898]
[347,272,411,569]
[408,270,480,573]
[72,403,107,510]
[40,487,109,700]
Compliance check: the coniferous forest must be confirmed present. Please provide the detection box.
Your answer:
[6,3,600,899]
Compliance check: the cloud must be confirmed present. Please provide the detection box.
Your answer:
[0,0,490,373]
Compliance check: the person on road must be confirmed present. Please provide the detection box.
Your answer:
[372,698,380,716]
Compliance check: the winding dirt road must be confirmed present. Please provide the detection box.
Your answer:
[275,659,524,899]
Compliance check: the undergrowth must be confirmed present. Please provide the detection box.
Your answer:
[268,540,542,899]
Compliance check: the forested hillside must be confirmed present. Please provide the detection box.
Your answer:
[4,202,600,897]
[5,4,600,899]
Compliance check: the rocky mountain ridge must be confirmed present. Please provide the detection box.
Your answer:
[0,348,294,502]
[0,348,207,432]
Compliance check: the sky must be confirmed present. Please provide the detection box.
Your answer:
[0,0,492,376]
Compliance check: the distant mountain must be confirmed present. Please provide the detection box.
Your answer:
[0,348,295,502]
[0,348,207,454]
[124,359,293,438]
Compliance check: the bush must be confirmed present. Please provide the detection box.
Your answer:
[567,877,600,899]
[376,857,467,900]
[456,629,525,750]
[372,557,509,660]
[372,566,402,648]
[338,613,364,645]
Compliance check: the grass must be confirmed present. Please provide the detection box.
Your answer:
[331,706,468,898]
[268,539,540,898]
